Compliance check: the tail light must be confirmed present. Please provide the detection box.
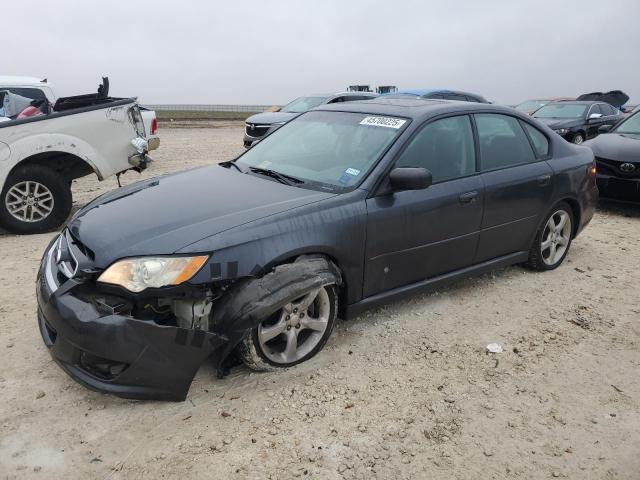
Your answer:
[151,118,158,135]
[588,159,597,185]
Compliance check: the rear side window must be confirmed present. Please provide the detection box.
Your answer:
[395,115,476,183]
[475,114,536,170]
[520,121,550,158]
[1,87,47,102]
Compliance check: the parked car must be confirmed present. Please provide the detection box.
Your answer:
[37,98,597,400]
[0,76,159,142]
[243,92,378,147]
[0,79,159,233]
[584,110,640,201]
[532,101,624,144]
[514,98,573,115]
[384,89,488,103]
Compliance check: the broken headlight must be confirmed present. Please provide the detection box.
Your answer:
[97,256,209,293]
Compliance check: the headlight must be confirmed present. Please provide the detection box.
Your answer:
[555,128,570,136]
[97,256,209,292]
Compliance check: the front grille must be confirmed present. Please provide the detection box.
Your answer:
[596,157,640,178]
[245,123,270,138]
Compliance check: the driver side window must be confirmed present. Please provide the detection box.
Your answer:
[395,115,476,183]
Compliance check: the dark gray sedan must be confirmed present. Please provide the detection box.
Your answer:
[37,98,598,400]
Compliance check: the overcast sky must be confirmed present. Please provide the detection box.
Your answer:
[6,0,639,105]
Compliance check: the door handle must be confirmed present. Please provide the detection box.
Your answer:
[537,174,551,187]
[459,191,478,204]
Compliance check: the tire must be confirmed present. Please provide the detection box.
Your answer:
[238,284,338,371]
[527,202,574,271]
[0,165,72,234]
[572,133,584,145]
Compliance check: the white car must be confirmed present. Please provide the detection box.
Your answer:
[0,78,159,233]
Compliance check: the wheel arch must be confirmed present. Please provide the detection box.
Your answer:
[263,250,349,312]
[7,151,97,184]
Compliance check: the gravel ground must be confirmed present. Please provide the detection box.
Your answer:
[1,123,639,480]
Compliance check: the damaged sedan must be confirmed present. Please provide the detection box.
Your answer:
[37,98,598,400]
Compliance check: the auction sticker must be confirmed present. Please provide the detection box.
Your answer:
[360,116,406,129]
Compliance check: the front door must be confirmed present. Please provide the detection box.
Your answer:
[363,114,483,298]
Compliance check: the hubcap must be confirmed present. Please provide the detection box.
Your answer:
[5,181,54,223]
[257,287,330,364]
[541,210,571,266]
[573,135,584,145]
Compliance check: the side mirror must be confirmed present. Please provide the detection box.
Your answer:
[389,167,432,191]
[598,124,612,133]
[588,113,603,122]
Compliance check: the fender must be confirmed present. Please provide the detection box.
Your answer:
[0,133,102,187]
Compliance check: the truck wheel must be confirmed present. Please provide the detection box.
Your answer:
[238,284,338,371]
[0,165,72,234]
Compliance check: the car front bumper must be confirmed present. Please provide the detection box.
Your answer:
[597,174,640,201]
[36,245,227,401]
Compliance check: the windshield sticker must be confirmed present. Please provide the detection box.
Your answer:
[360,116,406,129]
[338,173,352,185]
[258,160,272,169]
[345,168,361,176]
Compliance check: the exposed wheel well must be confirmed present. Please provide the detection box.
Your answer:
[271,253,348,312]
[9,152,95,183]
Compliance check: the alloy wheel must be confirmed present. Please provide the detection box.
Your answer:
[257,287,331,364]
[5,181,55,223]
[540,210,572,266]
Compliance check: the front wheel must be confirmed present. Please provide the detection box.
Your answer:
[527,202,574,271]
[0,165,72,234]
[572,133,584,144]
[238,284,338,371]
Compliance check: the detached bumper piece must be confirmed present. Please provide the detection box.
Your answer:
[36,239,226,401]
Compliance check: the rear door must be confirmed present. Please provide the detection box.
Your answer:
[364,114,483,297]
[474,113,554,262]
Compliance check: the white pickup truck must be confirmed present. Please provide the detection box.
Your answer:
[0,77,159,234]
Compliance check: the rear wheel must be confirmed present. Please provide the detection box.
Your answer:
[527,202,573,271]
[238,284,338,371]
[0,165,72,234]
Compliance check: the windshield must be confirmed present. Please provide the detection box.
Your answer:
[516,100,547,112]
[615,111,640,134]
[236,111,407,191]
[281,96,328,113]
[533,104,587,119]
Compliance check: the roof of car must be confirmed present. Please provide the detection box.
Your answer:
[391,88,484,99]
[0,75,49,86]
[314,97,512,120]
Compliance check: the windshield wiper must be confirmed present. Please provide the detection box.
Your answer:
[248,167,304,185]
[219,160,244,173]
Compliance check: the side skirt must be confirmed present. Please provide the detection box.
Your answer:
[343,251,529,319]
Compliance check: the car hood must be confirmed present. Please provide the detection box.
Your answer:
[576,90,629,108]
[245,111,298,125]
[584,133,640,163]
[534,118,582,129]
[69,166,335,268]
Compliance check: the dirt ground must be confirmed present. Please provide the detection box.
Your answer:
[1,123,639,480]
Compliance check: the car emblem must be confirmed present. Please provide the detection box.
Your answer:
[620,163,636,173]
